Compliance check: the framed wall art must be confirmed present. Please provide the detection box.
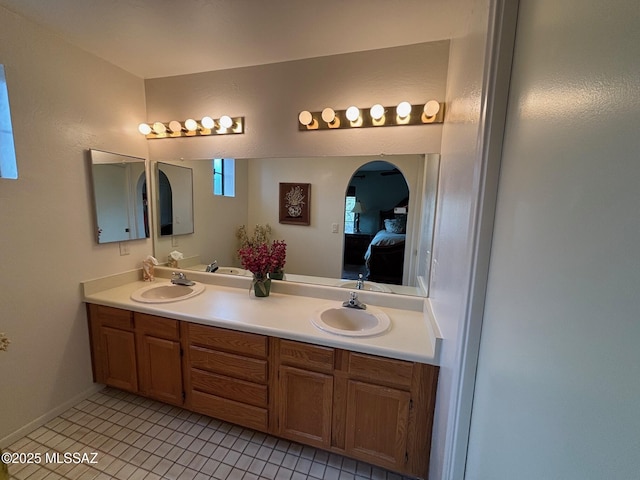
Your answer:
[279,183,311,225]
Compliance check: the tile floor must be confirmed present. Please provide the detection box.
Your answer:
[5,388,414,480]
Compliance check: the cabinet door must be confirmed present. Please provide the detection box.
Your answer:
[278,366,333,448]
[345,380,410,471]
[138,334,183,405]
[99,326,138,392]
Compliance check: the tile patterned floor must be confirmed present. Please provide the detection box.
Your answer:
[5,388,413,480]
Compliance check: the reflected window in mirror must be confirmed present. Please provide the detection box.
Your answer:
[213,158,235,197]
[0,65,17,179]
[344,188,357,234]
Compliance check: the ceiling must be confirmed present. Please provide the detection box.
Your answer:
[0,0,463,79]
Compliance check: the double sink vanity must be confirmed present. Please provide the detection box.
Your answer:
[83,267,441,479]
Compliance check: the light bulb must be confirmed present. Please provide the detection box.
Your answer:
[298,110,313,126]
[152,122,166,134]
[346,106,360,122]
[396,101,412,118]
[423,100,440,117]
[219,115,233,129]
[201,116,215,129]
[370,104,385,120]
[168,120,182,133]
[321,107,336,123]
[138,123,152,135]
[184,118,198,131]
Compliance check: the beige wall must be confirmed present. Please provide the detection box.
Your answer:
[153,158,249,267]
[143,41,449,282]
[428,0,496,478]
[143,41,449,162]
[467,1,640,478]
[247,155,425,279]
[0,6,149,442]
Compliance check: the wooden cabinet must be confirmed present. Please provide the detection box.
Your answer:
[342,352,439,477]
[87,305,183,405]
[276,341,335,448]
[345,381,410,469]
[87,304,438,479]
[183,323,270,433]
[87,304,137,392]
[135,313,183,406]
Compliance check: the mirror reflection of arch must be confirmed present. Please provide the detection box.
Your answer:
[342,161,410,285]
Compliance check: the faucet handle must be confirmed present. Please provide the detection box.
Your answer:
[343,291,366,309]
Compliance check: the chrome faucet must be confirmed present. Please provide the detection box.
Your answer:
[356,273,365,290]
[171,272,195,286]
[205,260,219,273]
[343,291,367,310]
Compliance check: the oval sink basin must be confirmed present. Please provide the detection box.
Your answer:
[312,304,391,337]
[334,280,392,293]
[131,283,205,303]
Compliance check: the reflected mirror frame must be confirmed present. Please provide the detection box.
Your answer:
[89,149,149,244]
[156,162,195,237]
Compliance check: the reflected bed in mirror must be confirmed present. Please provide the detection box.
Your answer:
[151,154,439,296]
[89,149,149,244]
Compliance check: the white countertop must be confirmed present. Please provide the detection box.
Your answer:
[82,269,441,365]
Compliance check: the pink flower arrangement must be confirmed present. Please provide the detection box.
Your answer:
[270,240,287,273]
[238,240,287,279]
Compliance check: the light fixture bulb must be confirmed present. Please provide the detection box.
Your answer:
[138,123,152,135]
[423,100,440,117]
[201,116,215,129]
[152,122,166,134]
[370,104,385,120]
[184,118,198,131]
[168,120,182,133]
[396,101,412,118]
[219,115,233,129]
[346,106,360,122]
[321,107,336,123]
[298,110,313,126]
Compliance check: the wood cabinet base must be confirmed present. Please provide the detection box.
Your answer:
[87,304,438,480]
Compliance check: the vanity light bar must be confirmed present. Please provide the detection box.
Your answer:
[138,116,245,139]
[298,101,444,131]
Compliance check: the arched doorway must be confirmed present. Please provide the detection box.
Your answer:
[342,161,409,284]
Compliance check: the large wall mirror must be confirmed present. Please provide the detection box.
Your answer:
[151,154,439,296]
[89,149,149,244]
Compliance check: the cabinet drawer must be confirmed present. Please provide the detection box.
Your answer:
[94,305,133,330]
[190,346,268,383]
[188,323,267,358]
[347,352,413,388]
[135,313,180,340]
[279,340,334,373]
[191,369,268,407]
[191,390,269,432]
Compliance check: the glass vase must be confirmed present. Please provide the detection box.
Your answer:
[269,269,285,280]
[253,275,272,297]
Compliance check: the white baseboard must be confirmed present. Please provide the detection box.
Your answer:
[1,384,104,447]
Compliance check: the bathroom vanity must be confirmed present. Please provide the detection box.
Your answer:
[83,270,440,479]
